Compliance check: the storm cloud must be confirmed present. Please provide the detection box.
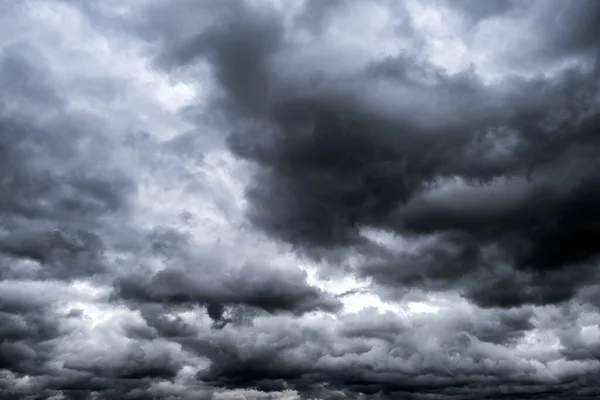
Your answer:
[2,0,600,399]
[151,0,600,310]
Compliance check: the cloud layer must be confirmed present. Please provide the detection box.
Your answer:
[2,0,600,399]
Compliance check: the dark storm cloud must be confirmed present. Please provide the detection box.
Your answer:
[113,226,342,318]
[169,306,597,399]
[0,281,117,399]
[0,285,191,399]
[61,342,182,381]
[0,37,147,397]
[115,264,341,314]
[535,0,600,59]
[0,10,185,398]
[0,285,65,376]
[0,43,134,282]
[81,0,600,397]
[163,2,283,118]
[114,296,594,400]
[141,0,600,310]
[4,0,600,399]
[0,19,341,393]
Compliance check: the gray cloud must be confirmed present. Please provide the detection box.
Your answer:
[140,0,600,311]
[112,226,342,322]
[2,0,600,399]
[176,305,599,399]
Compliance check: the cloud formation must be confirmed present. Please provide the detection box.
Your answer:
[1,0,600,399]
[158,0,600,310]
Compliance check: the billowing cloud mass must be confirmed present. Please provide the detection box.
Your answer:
[1,0,600,399]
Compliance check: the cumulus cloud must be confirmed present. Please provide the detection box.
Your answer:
[1,0,600,399]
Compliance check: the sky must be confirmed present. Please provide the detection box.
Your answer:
[1,0,600,399]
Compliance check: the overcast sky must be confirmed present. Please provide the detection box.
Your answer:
[1,0,600,399]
